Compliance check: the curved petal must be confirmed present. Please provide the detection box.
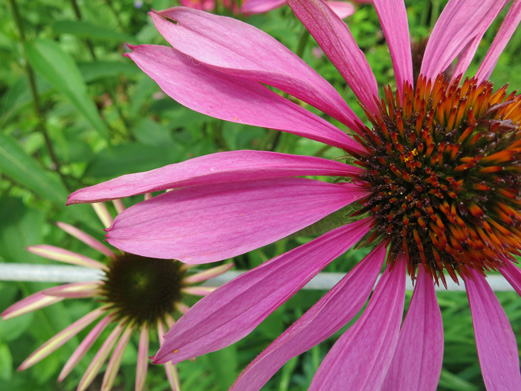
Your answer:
[105,178,368,263]
[465,269,521,391]
[152,218,372,364]
[18,308,104,371]
[151,8,361,128]
[476,0,521,82]
[499,260,521,297]
[230,243,386,391]
[309,255,406,391]
[184,263,234,284]
[44,282,99,298]
[124,44,364,153]
[373,0,413,96]
[421,0,508,81]
[381,266,443,391]
[287,0,379,115]
[67,150,364,205]
[241,0,285,15]
[158,322,181,391]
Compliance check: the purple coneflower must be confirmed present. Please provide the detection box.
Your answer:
[67,0,521,389]
[1,201,232,391]
[241,0,370,19]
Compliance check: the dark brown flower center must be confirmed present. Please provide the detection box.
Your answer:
[99,253,186,325]
[356,74,521,285]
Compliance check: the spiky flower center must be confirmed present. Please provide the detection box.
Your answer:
[357,74,521,284]
[99,253,185,325]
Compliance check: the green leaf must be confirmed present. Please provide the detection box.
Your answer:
[78,61,141,83]
[53,20,135,43]
[0,344,13,381]
[0,134,68,204]
[24,39,108,138]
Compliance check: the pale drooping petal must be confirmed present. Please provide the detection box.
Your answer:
[309,256,406,391]
[288,0,379,115]
[158,322,181,391]
[465,269,521,391]
[124,44,364,153]
[105,178,368,263]
[56,222,116,259]
[44,282,99,298]
[27,245,107,270]
[476,0,521,82]
[102,325,133,391]
[18,308,104,371]
[77,323,125,391]
[2,290,63,320]
[381,265,443,391]
[150,7,361,128]
[92,202,114,229]
[421,0,508,80]
[58,315,112,381]
[136,326,149,391]
[452,36,482,79]
[372,0,413,96]
[183,263,234,284]
[152,218,372,364]
[67,150,364,204]
[230,243,386,391]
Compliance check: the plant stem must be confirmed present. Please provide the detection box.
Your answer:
[8,0,71,191]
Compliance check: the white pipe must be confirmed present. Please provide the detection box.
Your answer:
[0,264,515,292]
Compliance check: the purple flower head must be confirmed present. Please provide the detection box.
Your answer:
[68,1,521,389]
[2,201,232,391]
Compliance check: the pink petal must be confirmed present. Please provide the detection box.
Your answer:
[230,243,386,391]
[183,263,234,284]
[499,261,521,297]
[124,44,364,153]
[241,0,285,14]
[420,0,508,81]
[102,325,133,391]
[287,0,379,115]
[67,150,364,205]
[381,265,443,391]
[77,323,124,391]
[151,8,361,129]
[58,315,112,381]
[56,222,116,259]
[92,202,114,229]
[476,0,521,82]
[327,1,355,19]
[452,35,482,80]
[182,286,216,296]
[158,322,181,391]
[372,0,413,96]
[136,326,149,391]
[152,218,372,364]
[105,178,368,263]
[2,290,63,320]
[464,269,521,391]
[18,308,104,371]
[27,244,107,270]
[44,282,99,298]
[309,255,406,391]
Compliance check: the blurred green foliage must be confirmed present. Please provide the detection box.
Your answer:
[1,0,521,390]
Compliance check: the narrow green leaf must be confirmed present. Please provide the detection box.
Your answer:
[24,39,108,138]
[0,134,67,203]
[0,344,13,381]
[78,61,141,83]
[53,20,135,43]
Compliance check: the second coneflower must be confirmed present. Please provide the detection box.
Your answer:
[67,0,521,390]
[1,201,232,391]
